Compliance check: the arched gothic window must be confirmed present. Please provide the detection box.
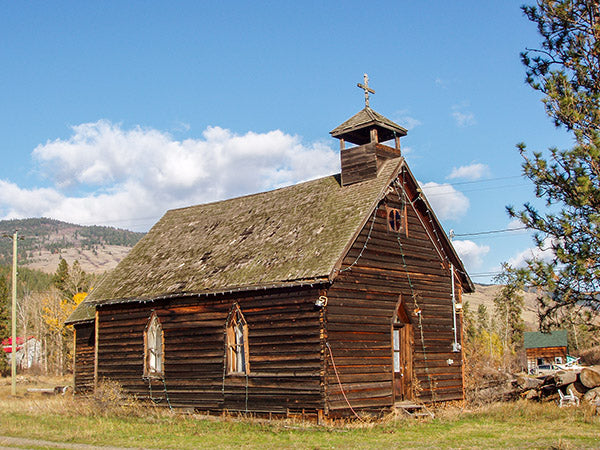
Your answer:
[226,305,249,375]
[144,312,164,378]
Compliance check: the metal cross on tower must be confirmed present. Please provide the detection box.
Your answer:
[357,73,375,107]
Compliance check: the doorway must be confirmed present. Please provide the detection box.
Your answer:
[392,298,413,401]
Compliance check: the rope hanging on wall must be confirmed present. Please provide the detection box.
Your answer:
[392,175,436,403]
[326,342,365,422]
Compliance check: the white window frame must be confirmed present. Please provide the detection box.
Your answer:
[144,312,164,378]
[226,305,250,375]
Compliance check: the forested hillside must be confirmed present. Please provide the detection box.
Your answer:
[0,218,144,273]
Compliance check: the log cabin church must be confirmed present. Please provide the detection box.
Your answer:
[67,76,474,418]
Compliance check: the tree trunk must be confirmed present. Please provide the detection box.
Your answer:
[555,370,578,387]
[58,332,63,376]
[517,375,543,390]
[566,381,587,398]
[23,322,28,370]
[583,386,600,403]
[579,367,600,389]
[43,336,47,374]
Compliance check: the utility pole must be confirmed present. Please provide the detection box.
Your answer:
[10,231,17,396]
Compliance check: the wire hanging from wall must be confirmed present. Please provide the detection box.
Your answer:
[392,173,436,403]
[326,342,365,422]
[220,304,250,414]
[336,204,379,273]
[393,179,447,264]
[147,377,173,411]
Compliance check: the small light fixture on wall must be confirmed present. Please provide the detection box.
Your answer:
[315,296,328,308]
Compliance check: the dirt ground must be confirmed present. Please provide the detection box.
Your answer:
[0,435,158,450]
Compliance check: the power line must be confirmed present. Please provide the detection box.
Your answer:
[452,226,529,238]
[422,175,524,190]
[425,182,530,197]
[469,271,503,278]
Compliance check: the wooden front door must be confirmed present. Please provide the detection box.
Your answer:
[392,323,413,401]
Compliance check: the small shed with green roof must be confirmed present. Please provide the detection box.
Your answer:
[524,330,568,373]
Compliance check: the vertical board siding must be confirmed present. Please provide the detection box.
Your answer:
[96,288,323,414]
[74,322,95,394]
[326,177,464,414]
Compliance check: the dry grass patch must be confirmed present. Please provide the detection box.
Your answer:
[0,377,598,449]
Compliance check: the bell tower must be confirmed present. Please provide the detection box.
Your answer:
[330,74,408,186]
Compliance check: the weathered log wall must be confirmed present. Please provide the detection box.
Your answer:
[526,346,567,362]
[96,287,323,414]
[74,322,95,394]
[325,174,464,414]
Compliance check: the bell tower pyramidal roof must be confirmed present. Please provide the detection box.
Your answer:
[330,74,407,146]
[331,74,408,186]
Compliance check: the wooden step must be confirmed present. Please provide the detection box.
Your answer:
[394,401,434,419]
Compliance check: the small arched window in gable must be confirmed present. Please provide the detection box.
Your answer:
[226,305,249,375]
[144,312,164,378]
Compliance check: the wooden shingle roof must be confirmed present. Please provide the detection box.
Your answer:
[330,107,407,145]
[67,158,404,323]
[524,330,568,349]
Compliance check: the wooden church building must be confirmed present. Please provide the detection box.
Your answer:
[67,76,474,417]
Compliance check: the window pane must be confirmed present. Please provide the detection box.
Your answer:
[236,322,245,372]
[393,351,400,372]
[146,316,162,375]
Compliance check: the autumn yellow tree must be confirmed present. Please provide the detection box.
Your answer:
[41,289,87,375]
[39,260,90,375]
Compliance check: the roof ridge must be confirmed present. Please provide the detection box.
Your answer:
[168,172,341,213]
[328,157,405,280]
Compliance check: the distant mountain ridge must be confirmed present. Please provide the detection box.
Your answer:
[0,218,145,273]
[464,283,541,330]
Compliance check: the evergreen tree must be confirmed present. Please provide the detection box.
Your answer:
[508,0,600,329]
[52,258,70,297]
[462,301,478,342]
[493,265,525,354]
[68,260,90,297]
[0,276,10,375]
[52,258,91,300]
[476,304,490,333]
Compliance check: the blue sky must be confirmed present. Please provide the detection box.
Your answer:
[0,1,574,283]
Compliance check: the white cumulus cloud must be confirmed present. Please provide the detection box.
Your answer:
[451,103,476,127]
[507,218,529,232]
[447,163,490,180]
[451,239,490,270]
[452,111,476,127]
[420,181,470,220]
[507,238,555,269]
[2,120,340,231]
[392,110,422,130]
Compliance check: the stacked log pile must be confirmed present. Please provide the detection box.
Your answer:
[517,366,600,405]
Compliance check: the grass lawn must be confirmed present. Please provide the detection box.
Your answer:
[0,379,598,449]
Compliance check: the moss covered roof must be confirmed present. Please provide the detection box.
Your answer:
[524,330,568,349]
[67,159,403,323]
